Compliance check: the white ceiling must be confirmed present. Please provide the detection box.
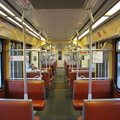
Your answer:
[29,0,105,42]
[30,9,86,41]
[5,0,118,45]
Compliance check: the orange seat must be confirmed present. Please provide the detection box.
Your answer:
[78,99,120,120]
[42,68,53,82]
[33,100,45,110]
[0,99,40,120]
[67,68,89,82]
[27,72,51,89]
[7,81,46,111]
[73,80,112,110]
[69,71,95,89]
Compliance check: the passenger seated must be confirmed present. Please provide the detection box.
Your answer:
[29,63,37,70]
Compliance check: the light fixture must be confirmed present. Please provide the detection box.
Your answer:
[0,3,15,16]
[33,31,39,36]
[23,22,33,31]
[15,17,45,40]
[78,29,89,39]
[73,29,89,40]
[0,10,7,16]
[41,36,46,41]
[28,31,39,39]
[73,37,77,41]
[15,17,21,22]
[105,1,120,16]
[7,17,23,28]
[92,16,109,29]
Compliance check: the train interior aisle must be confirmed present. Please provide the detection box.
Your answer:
[1,0,120,120]
[36,67,80,120]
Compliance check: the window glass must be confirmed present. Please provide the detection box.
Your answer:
[117,54,120,89]
[0,41,3,89]
[58,51,62,60]
[10,42,31,78]
[116,40,120,90]
[10,42,22,78]
[95,42,108,78]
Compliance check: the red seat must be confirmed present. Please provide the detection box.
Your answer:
[78,99,120,120]
[0,99,40,120]
[27,72,51,89]
[33,100,45,110]
[42,68,53,82]
[73,80,112,110]
[69,72,95,89]
[78,116,82,120]
[67,68,89,82]
[7,81,45,111]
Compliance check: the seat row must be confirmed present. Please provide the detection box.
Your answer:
[0,99,40,120]
[72,78,120,120]
[78,98,120,120]
[73,80,113,110]
[6,80,45,111]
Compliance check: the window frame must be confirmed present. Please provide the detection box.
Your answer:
[0,40,3,90]
[115,39,120,92]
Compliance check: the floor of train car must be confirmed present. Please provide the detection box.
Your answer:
[36,67,81,120]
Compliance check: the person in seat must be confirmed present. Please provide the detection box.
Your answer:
[29,63,37,70]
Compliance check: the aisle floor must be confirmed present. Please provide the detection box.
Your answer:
[36,67,81,120]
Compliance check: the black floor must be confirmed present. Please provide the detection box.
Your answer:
[36,67,81,120]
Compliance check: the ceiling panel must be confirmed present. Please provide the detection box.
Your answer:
[30,9,86,41]
[5,0,116,46]
[29,0,87,9]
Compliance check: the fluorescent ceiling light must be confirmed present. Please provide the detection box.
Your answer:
[33,30,46,41]
[0,3,15,16]
[105,1,120,16]
[23,22,33,31]
[15,17,21,22]
[33,31,39,36]
[7,17,22,28]
[41,36,46,41]
[0,10,7,16]
[92,16,108,29]
[73,29,89,40]
[78,29,89,39]
[28,31,39,39]
[73,37,77,41]
[15,17,34,32]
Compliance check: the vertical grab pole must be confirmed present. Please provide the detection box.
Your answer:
[22,12,28,100]
[88,9,94,100]
[39,30,42,79]
[76,29,79,80]
[49,45,51,68]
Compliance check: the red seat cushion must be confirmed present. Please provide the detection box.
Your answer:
[33,100,45,111]
[78,116,82,120]
[34,116,40,120]
[50,78,53,82]
[73,99,84,110]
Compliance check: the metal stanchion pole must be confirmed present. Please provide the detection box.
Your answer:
[88,9,94,100]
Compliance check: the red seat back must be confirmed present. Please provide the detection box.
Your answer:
[74,80,112,99]
[70,72,95,89]
[0,99,34,120]
[7,81,45,100]
[83,99,120,120]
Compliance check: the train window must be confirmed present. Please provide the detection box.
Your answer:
[115,40,120,90]
[10,42,31,78]
[95,42,108,78]
[10,42,22,78]
[0,41,3,89]
[58,51,62,60]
